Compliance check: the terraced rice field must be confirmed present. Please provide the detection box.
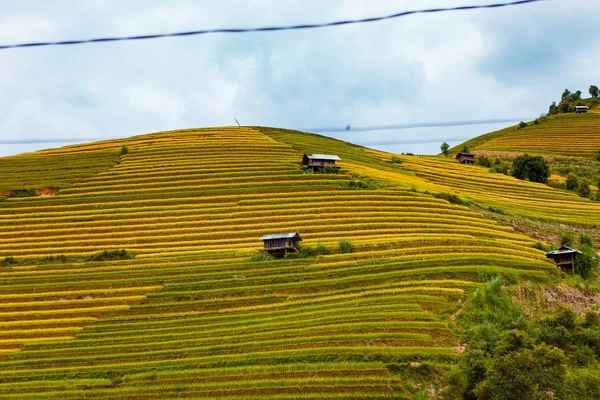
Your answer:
[264,128,600,227]
[452,109,600,158]
[0,127,562,398]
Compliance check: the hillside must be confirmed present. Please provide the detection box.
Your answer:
[451,108,600,158]
[0,126,595,398]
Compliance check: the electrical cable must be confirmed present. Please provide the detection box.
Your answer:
[0,0,548,51]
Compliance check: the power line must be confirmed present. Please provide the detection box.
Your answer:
[0,117,530,145]
[0,0,548,51]
[306,117,533,133]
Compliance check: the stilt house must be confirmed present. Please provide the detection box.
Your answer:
[455,152,476,164]
[575,106,590,113]
[302,154,341,171]
[259,232,302,258]
[546,245,582,273]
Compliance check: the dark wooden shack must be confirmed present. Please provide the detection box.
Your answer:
[302,154,341,170]
[546,245,582,273]
[455,152,475,164]
[259,232,303,257]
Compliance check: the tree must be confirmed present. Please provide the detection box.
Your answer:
[462,145,470,153]
[511,154,550,184]
[440,142,449,157]
[518,121,528,129]
[565,172,579,191]
[562,89,571,100]
[475,344,567,400]
[575,244,599,279]
[577,179,591,198]
[589,85,599,98]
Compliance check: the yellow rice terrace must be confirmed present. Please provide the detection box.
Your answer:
[0,126,591,399]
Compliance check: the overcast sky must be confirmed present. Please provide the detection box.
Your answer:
[1,0,599,157]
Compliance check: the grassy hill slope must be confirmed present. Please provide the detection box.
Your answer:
[0,127,577,398]
[450,108,600,158]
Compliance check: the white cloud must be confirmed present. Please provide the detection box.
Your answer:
[1,0,599,157]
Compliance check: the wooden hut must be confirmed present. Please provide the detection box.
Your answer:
[302,154,341,171]
[575,106,590,113]
[259,232,303,257]
[545,245,582,273]
[455,152,475,164]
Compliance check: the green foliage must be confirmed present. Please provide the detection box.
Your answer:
[560,232,574,246]
[475,344,567,400]
[337,239,354,253]
[84,249,133,262]
[590,85,599,98]
[577,179,591,198]
[487,205,506,215]
[315,242,330,255]
[549,87,599,115]
[595,148,600,162]
[533,241,549,252]
[0,256,18,267]
[574,244,599,280]
[518,121,528,129]
[433,192,472,206]
[342,178,378,190]
[511,154,550,184]
[322,165,339,174]
[579,233,594,247]
[391,156,403,164]
[476,155,492,167]
[440,141,449,157]
[119,145,129,155]
[566,172,579,191]
[462,145,470,153]
[295,242,315,258]
[9,188,37,198]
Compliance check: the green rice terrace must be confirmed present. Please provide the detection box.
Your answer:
[0,127,598,398]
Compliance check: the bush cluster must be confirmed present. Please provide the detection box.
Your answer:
[455,278,600,399]
[548,86,600,115]
[511,154,550,184]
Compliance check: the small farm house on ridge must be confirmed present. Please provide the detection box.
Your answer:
[455,152,475,164]
[259,232,303,257]
[546,245,581,273]
[575,106,590,113]
[302,154,341,171]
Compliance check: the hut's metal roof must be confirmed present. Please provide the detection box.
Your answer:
[455,152,475,158]
[545,245,582,257]
[575,105,590,109]
[304,154,341,161]
[259,232,303,241]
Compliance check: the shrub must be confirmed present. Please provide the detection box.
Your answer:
[315,242,330,255]
[391,156,403,164]
[487,206,506,215]
[338,239,354,253]
[462,145,470,153]
[575,244,599,280]
[9,188,37,198]
[511,154,550,184]
[476,156,492,167]
[577,179,591,198]
[322,165,339,174]
[489,164,508,175]
[518,121,528,129]
[296,243,315,258]
[85,249,133,262]
[474,344,567,400]
[1,257,18,267]
[566,173,579,191]
[560,232,574,247]
[433,192,472,206]
[119,145,129,155]
[342,179,378,190]
[595,148,600,162]
[580,233,594,247]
